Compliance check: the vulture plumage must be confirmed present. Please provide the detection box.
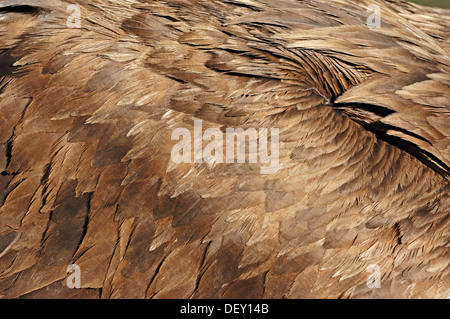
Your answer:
[0,0,449,299]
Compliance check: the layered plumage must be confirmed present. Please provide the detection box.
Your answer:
[0,0,449,298]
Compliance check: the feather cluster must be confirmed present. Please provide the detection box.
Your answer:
[0,0,448,298]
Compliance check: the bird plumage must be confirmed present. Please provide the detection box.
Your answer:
[0,0,449,298]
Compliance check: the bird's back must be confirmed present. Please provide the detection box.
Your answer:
[0,0,449,298]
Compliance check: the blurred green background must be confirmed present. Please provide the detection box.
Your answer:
[407,0,450,8]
